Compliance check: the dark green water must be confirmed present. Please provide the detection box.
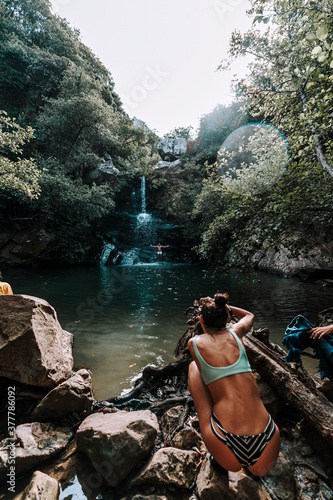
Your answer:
[5,264,333,400]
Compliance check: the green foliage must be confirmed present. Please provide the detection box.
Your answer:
[163,126,194,140]
[192,0,333,272]
[0,110,40,199]
[0,0,159,262]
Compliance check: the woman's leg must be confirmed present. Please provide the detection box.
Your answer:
[188,361,242,472]
[247,424,281,476]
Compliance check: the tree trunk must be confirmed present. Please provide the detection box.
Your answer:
[244,331,333,447]
[299,86,333,178]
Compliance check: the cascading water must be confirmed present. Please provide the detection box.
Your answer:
[122,176,156,264]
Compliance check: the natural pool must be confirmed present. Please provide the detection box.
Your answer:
[5,263,333,401]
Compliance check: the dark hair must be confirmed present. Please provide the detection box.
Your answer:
[0,272,3,281]
[201,292,229,330]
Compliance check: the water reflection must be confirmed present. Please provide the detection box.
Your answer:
[5,264,333,400]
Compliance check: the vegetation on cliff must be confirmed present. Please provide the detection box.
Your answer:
[0,0,158,261]
[162,0,333,272]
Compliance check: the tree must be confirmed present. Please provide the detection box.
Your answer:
[220,0,333,178]
[0,110,40,199]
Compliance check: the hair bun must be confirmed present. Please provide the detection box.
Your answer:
[214,293,228,308]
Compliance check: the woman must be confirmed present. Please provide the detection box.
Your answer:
[188,293,280,476]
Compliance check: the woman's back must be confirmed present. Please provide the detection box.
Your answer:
[190,330,269,435]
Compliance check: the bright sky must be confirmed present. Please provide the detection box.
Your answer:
[50,0,253,136]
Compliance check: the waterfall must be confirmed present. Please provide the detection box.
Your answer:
[140,176,147,213]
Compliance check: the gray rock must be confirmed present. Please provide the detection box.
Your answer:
[76,410,159,487]
[196,454,229,500]
[171,426,204,451]
[14,470,59,500]
[0,295,73,387]
[154,159,182,171]
[85,159,127,187]
[228,469,273,499]
[263,452,297,500]
[157,138,187,161]
[131,447,200,489]
[250,240,333,278]
[160,405,185,444]
[0,422,73,481]
[31,369,94,421]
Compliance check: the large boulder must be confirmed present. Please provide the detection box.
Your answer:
[0,295,73,387]
[228,469,273,499]
[196,454,229,500]
[250,240,333,279]
[75,410,159,487]
[157,138,187,161]
[131,447,200,489]
[31,369,94,421]
[0,422,73,481]
[14,470,59,500]
[84,159,127,188]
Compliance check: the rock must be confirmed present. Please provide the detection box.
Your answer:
[253,373,282,419]
[160,406,186,444]
[171,426,204,451]
[0,295,73,387]
[228,469,273,499]
[0,422,73,481]
[157,138,187,161]
[196,454,229,500]
[250,240,333,278]
[76,410,159,487]
[131,447,200,489]
[133,116,151,132]
[0,229,55,266]
[263,452,297,500]
[14,470,59,500]
[84,159,127,187]
[154,159,182,171]
[31,369,94,421]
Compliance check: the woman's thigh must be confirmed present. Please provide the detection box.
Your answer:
[188,361,242,472]
[248,424,281,476]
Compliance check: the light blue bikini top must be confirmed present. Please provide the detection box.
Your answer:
[192,328,252,385]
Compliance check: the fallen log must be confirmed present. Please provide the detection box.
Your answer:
[243,332,333,447]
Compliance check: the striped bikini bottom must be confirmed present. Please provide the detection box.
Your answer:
[210,412,276,467]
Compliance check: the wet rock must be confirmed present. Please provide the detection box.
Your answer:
[31,369,93,421]
[14,470,59,500]
[0,295,73,387]
[254,373,282,419]
[171,426,204,451]
[0,422,73,481]
[196,454,229,499]
[76,410,159,487]
[263,453,297,500]
[157,138,187,161]
[229,470,273,499]
[131,447,200,489]
[160,405,186,444]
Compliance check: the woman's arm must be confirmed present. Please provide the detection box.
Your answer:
[228,305,254,338]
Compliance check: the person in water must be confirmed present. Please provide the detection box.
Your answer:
[188,293,280,475]
[0,272,13,295]
[150,243,169,262]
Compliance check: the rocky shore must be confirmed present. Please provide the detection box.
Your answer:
[0,295,333,499]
